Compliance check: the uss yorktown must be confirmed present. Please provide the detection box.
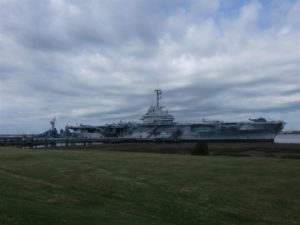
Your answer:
[68,90,285,142]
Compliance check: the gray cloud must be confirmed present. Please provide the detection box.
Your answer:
[0,0,300,133]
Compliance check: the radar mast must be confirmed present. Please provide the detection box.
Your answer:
[154,89,162,107]
[50,117,56,131]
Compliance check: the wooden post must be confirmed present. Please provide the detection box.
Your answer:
[30,137,33,149]
[51,141,56,148]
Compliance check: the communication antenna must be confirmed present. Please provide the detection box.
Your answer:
[50,117,56,130]
[154,89,162,107]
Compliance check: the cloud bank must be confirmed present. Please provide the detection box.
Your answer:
[0,0,300,133]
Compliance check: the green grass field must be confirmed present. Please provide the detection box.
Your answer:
[0,147,299,225]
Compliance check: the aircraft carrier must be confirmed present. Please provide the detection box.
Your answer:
[68,90,285,142]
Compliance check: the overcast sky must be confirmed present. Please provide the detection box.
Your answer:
[0,0,300,133]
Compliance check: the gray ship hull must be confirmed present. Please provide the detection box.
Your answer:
[69,121,284,142]
[68,90,285,142]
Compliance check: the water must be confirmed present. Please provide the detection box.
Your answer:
[275,134,300,144]
[31,142,104,148]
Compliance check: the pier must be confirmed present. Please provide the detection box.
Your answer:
[0,136,184,148]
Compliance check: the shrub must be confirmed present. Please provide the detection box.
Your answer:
[191,142,209,155]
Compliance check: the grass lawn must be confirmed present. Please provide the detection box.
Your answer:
[0,147,299,225]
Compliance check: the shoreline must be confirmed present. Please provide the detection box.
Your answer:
[14,141,299,159]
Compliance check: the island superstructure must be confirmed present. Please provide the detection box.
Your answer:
[68,90,284,142]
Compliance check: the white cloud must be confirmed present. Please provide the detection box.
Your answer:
[287,0,300,29]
